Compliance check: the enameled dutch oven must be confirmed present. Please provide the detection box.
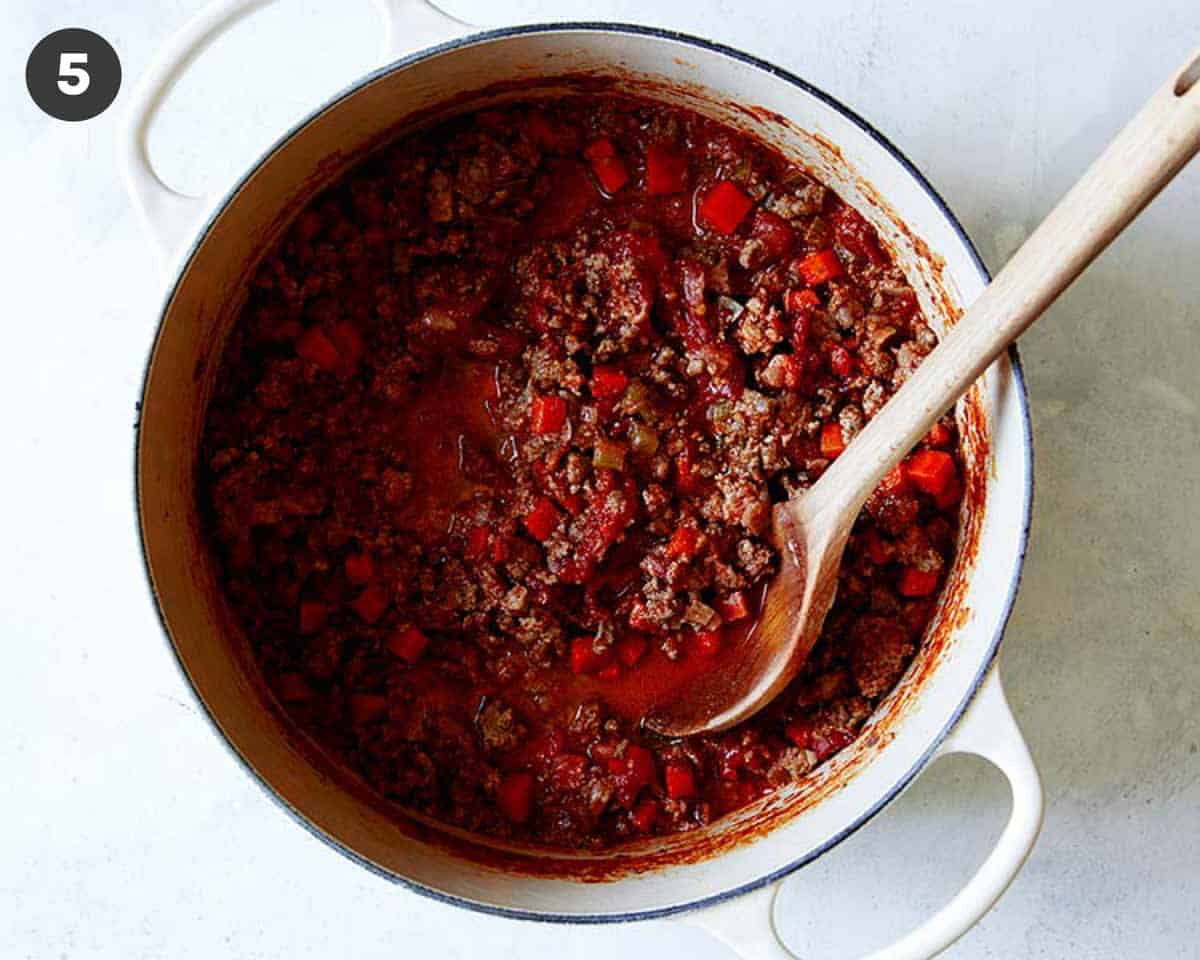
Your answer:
[125,2,1042,957]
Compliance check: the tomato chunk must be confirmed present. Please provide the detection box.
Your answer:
[828,344,856,378]
[608,744,657,807]
[497,772,535,823]
[584,137,629,194]
[898,567,941,597]
[934,474,964,510]
[904,450,958,498]
[349,693,388,724]
[388,627,429,664]
[298,600,327,635]
[530,394,567,434]
[820,422,846,459]
[295,327,341,371]
[877,464,909,497]
[275,672,313,703]
[693,629,722,657]
[698,180,754,234]
[797,248,845,285]
[631,798,659,833]
[526,111,559,151]
[615,632,648,667]
[350,583,390,624]
[925,422,953,448]
[344,551,374,584]
[464,525,491,561]
[747,210,795,263]
[524,497,562,541]
[570,636,614,675]
[329,321,365,370]
[645,144,689,194]
[664,760,697,800]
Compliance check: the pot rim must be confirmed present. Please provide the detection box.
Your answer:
[134,20,1033,924]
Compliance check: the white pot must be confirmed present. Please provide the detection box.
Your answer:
[126,4,1042,958]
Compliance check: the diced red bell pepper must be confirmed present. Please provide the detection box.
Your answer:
[344,551,374,585]
[664,760,697,800]
[898,567,941,597]
[570,636,614,675]
[350,583,390,624]
[716,591,751,623]
[497,772,535,823]
[904,450,958,498]
[698,180,754,234]
[785,287,821,315]
[615,632,648,667]
[348,693,388,725]
[530,394,567,434]
[275,672,313,703]
[665,525,701,560]
[820,422,846,459]
[388,627,429,664]
[298,600,327,635]
[631,798,659,833]
[295,327,341,371]
[584,137,630,194]
[644,144,689,194]
[693,629,722,657]
[591,364,629,401]
[797,248,845,285]
[523,497,562,542]
[828,344,856,378]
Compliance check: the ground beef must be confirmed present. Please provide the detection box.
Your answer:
[201,94,964,850]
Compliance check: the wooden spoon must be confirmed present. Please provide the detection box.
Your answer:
[647,48,1200,737]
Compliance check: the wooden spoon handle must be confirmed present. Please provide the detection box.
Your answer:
[805,46,1200,524]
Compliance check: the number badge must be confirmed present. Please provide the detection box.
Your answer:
[26,28,121,122]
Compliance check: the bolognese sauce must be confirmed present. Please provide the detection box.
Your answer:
[201,95,962,848]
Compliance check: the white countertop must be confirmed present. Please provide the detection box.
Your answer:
[3,1,1198,957]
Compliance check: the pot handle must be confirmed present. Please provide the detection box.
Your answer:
[687,666,1043,960]
[119,0,473,261]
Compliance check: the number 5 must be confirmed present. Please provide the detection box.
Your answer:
[58,52,90,95]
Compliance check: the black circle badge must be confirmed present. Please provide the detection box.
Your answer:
[26,28,121,122]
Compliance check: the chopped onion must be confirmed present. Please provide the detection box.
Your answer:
[593,437,627,471]
[629,422,660,456]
